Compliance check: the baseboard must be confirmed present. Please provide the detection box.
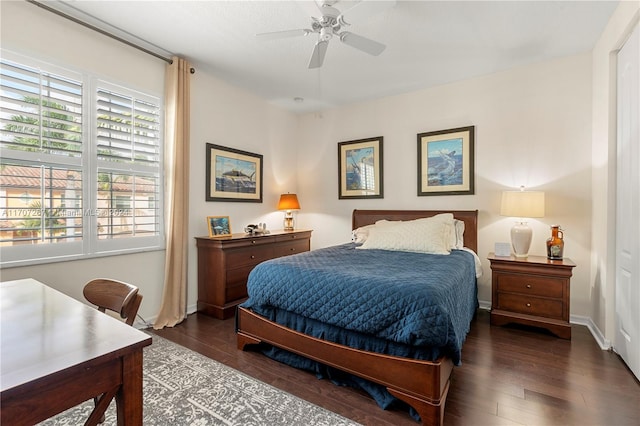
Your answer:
[570,314,611,350]
[134,303,198,330]
[187,303,198,315]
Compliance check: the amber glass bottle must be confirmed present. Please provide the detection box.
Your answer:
[546,225,564,260]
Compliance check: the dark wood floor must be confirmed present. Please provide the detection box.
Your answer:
[152,310,639,425]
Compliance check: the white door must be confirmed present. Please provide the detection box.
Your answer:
[616,22,640,380]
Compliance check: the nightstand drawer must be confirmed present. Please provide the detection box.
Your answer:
[496,274,563,298]
[497,293,564,318]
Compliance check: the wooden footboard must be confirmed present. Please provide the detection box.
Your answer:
[236,306,453,426]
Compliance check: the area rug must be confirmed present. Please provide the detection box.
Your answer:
[39,334,359,425]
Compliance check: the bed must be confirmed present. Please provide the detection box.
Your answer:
[236,209,479,425]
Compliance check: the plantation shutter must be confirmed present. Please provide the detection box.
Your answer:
[96,88,160,164]
[0,60,82,156]
[95,85,161,241]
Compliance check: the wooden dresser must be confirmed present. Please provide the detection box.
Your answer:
[195,229,312,319]
[488,253,576,339]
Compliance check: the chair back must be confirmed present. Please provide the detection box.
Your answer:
[83,278,143,326]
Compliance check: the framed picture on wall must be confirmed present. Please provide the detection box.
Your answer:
[338,136,384,199]
[206,143,263,202]
[207,216,232,237]
[417,126,474,196]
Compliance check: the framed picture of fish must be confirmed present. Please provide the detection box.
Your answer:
[206,143,263,202]
[417,126,475,196]
[207,216,232,237]
[338,136,384,199]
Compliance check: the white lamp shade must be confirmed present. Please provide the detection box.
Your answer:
[500,191,545,218]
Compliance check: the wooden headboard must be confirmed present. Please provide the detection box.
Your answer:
[352,209,478,254]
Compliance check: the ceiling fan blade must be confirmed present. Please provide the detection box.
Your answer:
[256,29,310,40]
[339,0,396,26]
[339,32,385,56]
[308,40,329,69]
[297,0,323,18]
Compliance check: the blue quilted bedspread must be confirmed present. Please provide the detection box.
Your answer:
[241,243,478,364]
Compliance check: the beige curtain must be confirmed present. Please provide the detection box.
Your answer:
[154,57,191,329]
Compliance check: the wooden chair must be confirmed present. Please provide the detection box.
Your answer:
[83,278,143,423]
[83,278,143,326]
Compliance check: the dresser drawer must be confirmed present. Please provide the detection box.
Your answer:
[275,231,312,242]
[226,266,252,301]
[497,293,564,319]
[496,273,564,298]
[275,239,309,257]
[226,245,273,268]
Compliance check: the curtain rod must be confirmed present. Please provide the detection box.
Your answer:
[26,0,174,65]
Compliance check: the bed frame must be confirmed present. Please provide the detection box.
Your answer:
[237,209,478,425]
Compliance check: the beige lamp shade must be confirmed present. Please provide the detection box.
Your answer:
[500,191,545,218]
[277,193,300,211]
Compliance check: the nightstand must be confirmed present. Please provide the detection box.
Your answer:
[488,253,576,339]
[195,229,312,319]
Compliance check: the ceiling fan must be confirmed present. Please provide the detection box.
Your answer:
[256,0,396,69]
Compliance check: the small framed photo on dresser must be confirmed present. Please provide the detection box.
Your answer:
[207,216,231,237]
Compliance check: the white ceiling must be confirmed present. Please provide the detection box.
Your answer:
[44,0,618,113]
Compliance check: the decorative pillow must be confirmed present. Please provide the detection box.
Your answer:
[358,214,453,254]
[352,224,375,244]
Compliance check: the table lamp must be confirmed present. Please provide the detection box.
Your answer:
[278,193,300,231]
[500,187,545,258]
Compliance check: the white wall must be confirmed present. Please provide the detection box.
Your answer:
[591,1,640,343]
[296,54,593,314]
[186,68,299,312]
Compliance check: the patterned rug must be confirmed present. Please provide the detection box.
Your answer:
[39,334,359,425]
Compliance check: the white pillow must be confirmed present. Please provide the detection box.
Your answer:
[357,215,452,254]
[453,219,465,249]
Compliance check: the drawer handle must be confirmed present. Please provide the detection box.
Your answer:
[290,248,296,252]
[526,303,531,308]
[526,284,532,289]
[250,255,255,259]
[251,240,256,244]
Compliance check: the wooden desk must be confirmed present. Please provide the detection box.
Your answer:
[0,278,152,425]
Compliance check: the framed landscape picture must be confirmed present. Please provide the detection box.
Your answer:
[207,216,231,237]
[417,126,474,196]
[338,136,384,199]
[206,144,263,202]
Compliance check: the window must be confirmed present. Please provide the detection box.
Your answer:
[0,53,163,266]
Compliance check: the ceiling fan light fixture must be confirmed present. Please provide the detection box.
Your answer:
[320,27,333,41]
